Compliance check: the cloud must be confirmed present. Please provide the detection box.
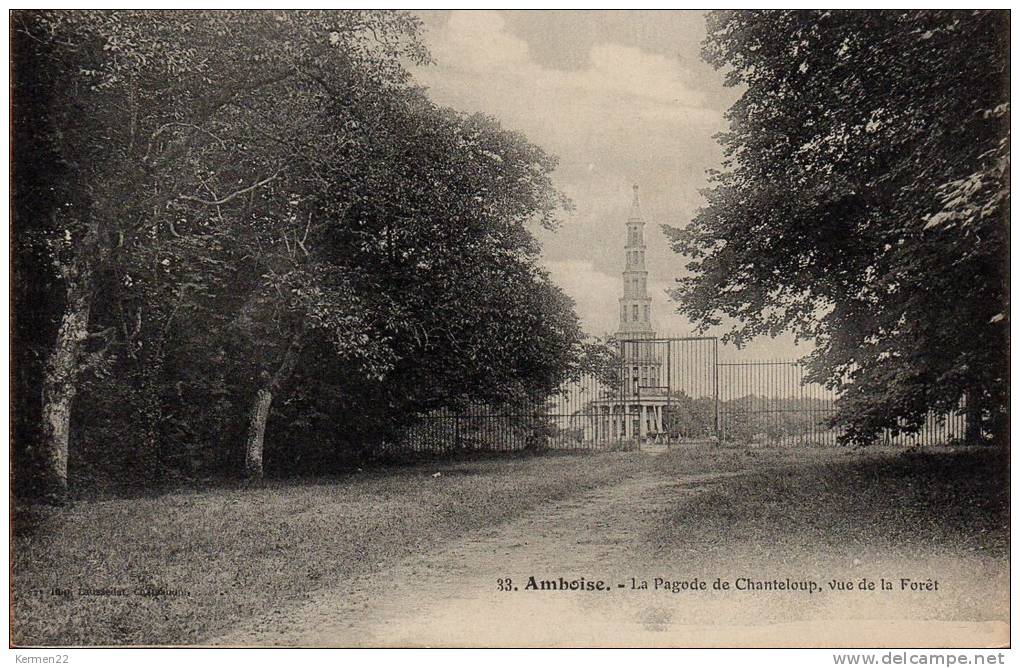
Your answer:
[425,12,709,114]
[542,259,620,336]
[432,11,530,70]
[543,260,694,340]
[583,43,706,106]
[415,21,724,234]
[413,11,785,350]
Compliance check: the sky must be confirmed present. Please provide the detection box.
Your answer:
[410,11,810,360]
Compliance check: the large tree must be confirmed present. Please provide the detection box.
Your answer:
[256,96,583,470]
[666,10,1008,445]
[13,10,586,496]
[12,10,428,499]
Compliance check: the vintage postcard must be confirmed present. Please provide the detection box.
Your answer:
[9,9,1009,653]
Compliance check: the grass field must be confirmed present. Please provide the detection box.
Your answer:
[12,444,1009,646]
[13,450,650,645]
[643,445,1009,629]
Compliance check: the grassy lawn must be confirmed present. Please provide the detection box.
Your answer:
[13,443,1009,646]
[12,450,649,646]
[644,444,1009,627]
[652,443,1008,560]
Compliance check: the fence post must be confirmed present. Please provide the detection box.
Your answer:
[666,341,672,444]
[455,412,461,451]
[713,337,720,443]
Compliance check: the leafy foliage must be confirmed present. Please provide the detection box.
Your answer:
[12,10,585,494]
[666,10,1009,445]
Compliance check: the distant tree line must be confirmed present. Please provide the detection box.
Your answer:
[660,392,834,442]
[12,10,592,502]
[668,11,1009,446]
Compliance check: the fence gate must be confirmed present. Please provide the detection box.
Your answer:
[543,337,720,449]
[474,336,723,451]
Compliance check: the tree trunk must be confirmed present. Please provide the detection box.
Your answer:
[242,332,302,480]
[38,271,93,503]
[243,388,273,479]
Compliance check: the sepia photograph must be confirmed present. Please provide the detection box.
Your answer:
[8,7,1010,654]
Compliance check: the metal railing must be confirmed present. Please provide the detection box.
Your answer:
[376,339,968,456]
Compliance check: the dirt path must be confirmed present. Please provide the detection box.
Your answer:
[208,465,1006,648]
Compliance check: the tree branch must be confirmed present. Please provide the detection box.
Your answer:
[178,172,281,206]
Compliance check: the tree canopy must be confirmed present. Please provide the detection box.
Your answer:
[665,10,1009,445]
[12,10,587,498]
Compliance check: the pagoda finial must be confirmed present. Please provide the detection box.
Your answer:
[628,184,643,221]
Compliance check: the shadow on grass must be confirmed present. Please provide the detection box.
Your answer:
[11,448,649,646]
[654,445,1008,559]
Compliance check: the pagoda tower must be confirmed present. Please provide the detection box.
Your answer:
[583,185,669,444]
[615,185,661,397]
[617,185,654,339]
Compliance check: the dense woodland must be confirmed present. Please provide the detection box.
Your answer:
[12,10,599,502]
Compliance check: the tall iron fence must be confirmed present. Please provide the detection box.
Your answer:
[717,360,839,445]
[717,360,968,446]
[382,372,640,456]
[378,338,968,455]
[380,403,552,456]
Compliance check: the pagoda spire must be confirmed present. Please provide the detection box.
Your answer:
[628,184,643,221]
[617,184,653,338]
